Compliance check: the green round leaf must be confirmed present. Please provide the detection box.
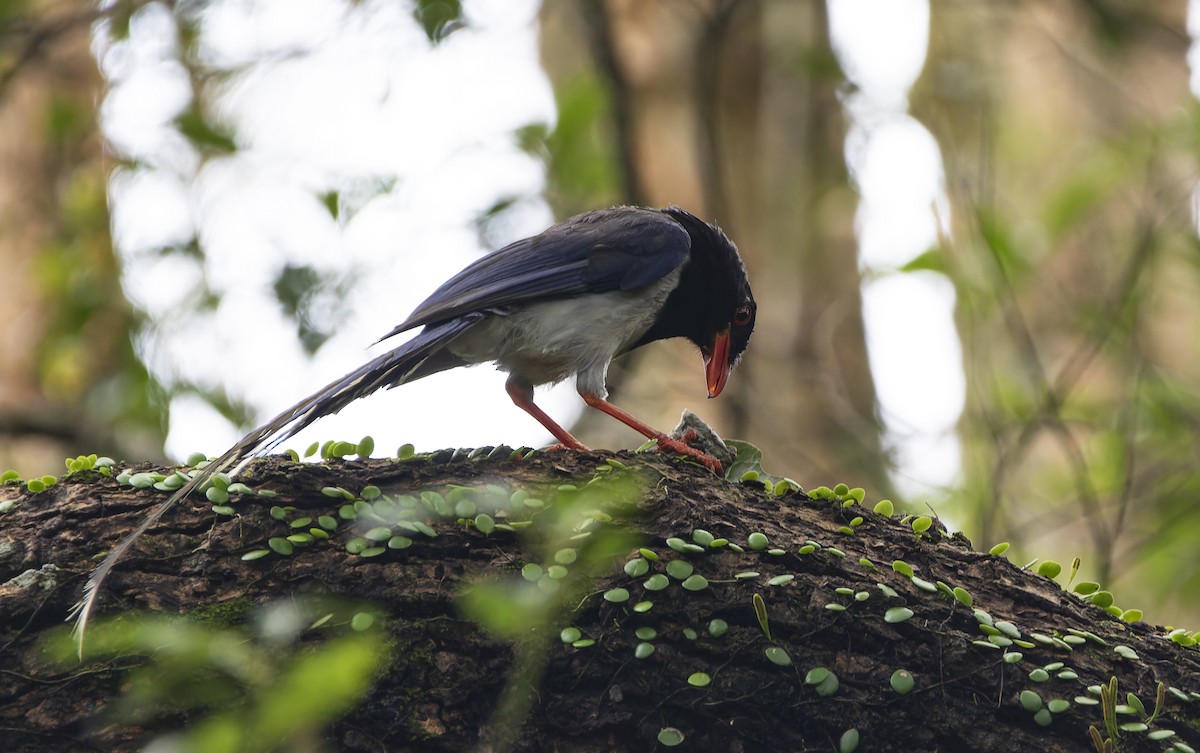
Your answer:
[687,672,711,687]
[624,558,650,577]
[365,526,392,542]
[1036,560,1062,579]
[764,646,792,666]
[885,607,914,623]
[665,537,689,552]
[910,576,937,592]
[128,472,155,489]
[890,669,914,694]
[839,728,860,753]
[805,667,830,685]
[474,513,495,534]
[603,587,630,603]
[666,560,694,580]
[681,574,709,591]
[268,537,294,556]
[657,727,685,747]
[554,548,577,565]
[644,574,670,591]
[814,672,840,697]
[360,485,381,500]
[994,620,1020,638]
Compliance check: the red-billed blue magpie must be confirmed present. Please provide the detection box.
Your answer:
[73,205,756,646]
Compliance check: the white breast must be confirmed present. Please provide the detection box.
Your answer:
[447,267,683,399]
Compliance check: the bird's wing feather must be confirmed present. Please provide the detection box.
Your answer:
[72,316,478,654]
[376,208,691,343]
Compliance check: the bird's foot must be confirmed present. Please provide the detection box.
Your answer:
[654,433,723,474]
[543,442,590,452]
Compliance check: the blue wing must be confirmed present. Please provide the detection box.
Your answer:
[376,207,692,343]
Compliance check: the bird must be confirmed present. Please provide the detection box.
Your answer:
[71,205,756,649]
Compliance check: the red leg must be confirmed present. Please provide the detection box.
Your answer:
[580,394,723,474]
[506,377,589,450]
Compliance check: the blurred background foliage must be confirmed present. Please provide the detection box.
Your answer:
[45,601,389,752]
[2,0,1200,628]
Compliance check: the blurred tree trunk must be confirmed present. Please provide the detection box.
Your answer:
[540,0,893,495]
[0,3,161,477]
[917,2,1199,623]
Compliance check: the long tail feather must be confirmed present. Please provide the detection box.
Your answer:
[71,318,476,656]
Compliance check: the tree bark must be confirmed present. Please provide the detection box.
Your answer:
[1,451,1197,752]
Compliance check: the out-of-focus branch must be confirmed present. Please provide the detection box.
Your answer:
[577,0,646,206]
[0,405,165,465]
[0,7,108,105]
[692,0,739,220]
[981,210,1159,581]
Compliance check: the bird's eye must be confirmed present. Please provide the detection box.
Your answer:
[733,305,753,327]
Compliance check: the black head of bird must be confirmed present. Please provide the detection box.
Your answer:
[629,205,756,400]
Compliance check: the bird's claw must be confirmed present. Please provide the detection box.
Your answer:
[655,434,723,474]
